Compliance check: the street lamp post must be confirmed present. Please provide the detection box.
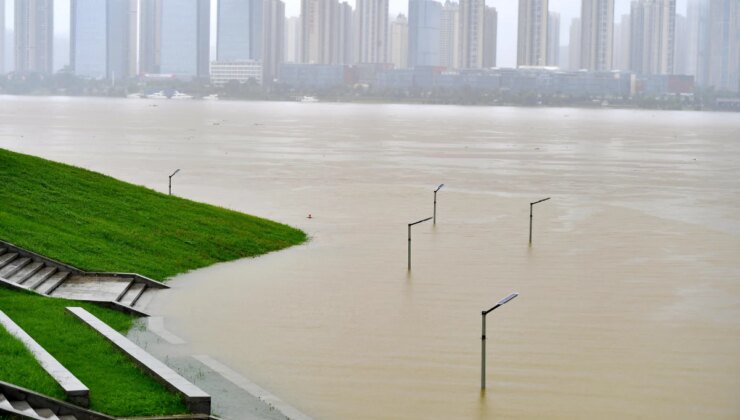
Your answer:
[169,169,181,196]
[408,217,433,271]
[529,197,551,245]
[481,292,518,390]
[433,184,444,224]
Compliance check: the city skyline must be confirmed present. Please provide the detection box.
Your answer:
[3,0,691,70]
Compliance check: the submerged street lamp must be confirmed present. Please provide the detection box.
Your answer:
[529,197,551,245]
[433,184,444,224]
[408,217,433,271]
[481,292,518,390]
[169,169,180,196]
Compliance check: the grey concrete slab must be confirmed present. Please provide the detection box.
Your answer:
[120,283,146,306]
[10,400,44,419]
[127,324,288,420]
[34,407,60,419]
[52,276,129,301]
[0,311,90,407]
[37,272,69,294]
[0,257,30,278]
[9,261,44,284]
[66,307,210,415]
[0,392,12,410]
[27,267,58,290]
[0,252,17,269]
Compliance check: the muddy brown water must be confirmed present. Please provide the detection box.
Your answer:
[1,96,738,419]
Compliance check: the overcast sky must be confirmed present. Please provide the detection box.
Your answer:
[4,0,689,69]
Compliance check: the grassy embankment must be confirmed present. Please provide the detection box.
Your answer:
[0,148,307,416]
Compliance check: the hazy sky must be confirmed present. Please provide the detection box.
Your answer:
[4,0,689,69]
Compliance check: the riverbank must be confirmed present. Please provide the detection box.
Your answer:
[0,148,307,416]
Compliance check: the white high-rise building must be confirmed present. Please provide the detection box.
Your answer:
[0,0,5,74]
[517,0,549,67]
[612,14,631,70]
[356,0,388,63]
[284,17,301,63]
[707,0,739,92]
[686,0,709,83]
[568,18,581,70]
[547,12,560,66]
[458,0,485,69]
[581,0,614,71]
[390,14,408,69]
[482,6,497,68]
[262,0,285,83]
[14,0,54,74]
[440,0,459,69]
[629,0,676,75]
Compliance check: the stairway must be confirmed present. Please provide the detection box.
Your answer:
[0,391,77,419]
[0,242,167,317]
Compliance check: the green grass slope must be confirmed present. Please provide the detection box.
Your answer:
[0,288,185,416]
[0,147,307,416]
[0,148,307,280]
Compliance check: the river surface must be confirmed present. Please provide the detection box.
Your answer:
[1,96,739,419]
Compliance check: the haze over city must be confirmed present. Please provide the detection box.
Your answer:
[5,0,691,69]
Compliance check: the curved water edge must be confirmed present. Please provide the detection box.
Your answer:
[1,97,739,420]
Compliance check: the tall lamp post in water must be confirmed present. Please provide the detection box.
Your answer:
[529,197,551,245]
[433,184,444,224]
[481,292,518,390]
[408,217,432,271]
[169,169,180,196]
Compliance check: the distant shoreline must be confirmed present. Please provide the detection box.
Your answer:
[1,92,738,113]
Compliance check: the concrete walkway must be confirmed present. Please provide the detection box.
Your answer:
[126,320,309,420]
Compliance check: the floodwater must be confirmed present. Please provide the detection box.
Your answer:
[1,96,739,419]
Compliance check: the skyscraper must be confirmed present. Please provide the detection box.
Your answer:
[686,0,710,84]
[218,0,263,61]
[569,18,581,70]
[160,0,210,79]
[284,17,302,63]
[408,0,441,67]
[262,0,285,83]
[71,0,137,80]
[356,0,388,63]
[581,0,614,71]
[612,14,631,70]
[14,0,54,74]
[439,0,459,69]
[0,0,5,74]
[483,6,497,68]
[139,0,162,74]
[390,14,408,69]
[459,0,485,69]
[629,0,676,75]
[706,0,739,92]
[337,2,354,64]
[673,14,688,75]
[301,0,341,64]
[517,0,548,67]
[547,12,560,66]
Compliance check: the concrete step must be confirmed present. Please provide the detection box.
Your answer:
[0,392,11,410]
[10,400,41,418]
[0,252,18,270]
[58,416,77,420]
[27,267,58,290]
[9,261,45,285]
[0,257,31,279]
[0,248,6,256]
[51,276,131,302]
[119,282,146,307]
[37,272,70,295]
[34,408,60,419]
